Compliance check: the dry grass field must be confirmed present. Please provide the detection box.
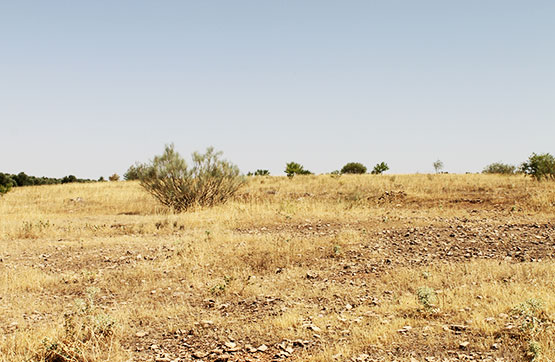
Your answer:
[0,174,554,362]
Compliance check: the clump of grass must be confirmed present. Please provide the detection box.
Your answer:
[416,286,438,312]
[36,287,118,362]
[510,298,552,362]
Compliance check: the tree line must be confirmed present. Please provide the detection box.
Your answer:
[0,172,95,194]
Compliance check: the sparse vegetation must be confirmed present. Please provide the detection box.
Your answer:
[341,162,367,174]
[1,174,554,361]
[136,144,245,211]
[109,173,120,182]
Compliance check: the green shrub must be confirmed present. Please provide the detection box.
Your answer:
[61,175,77,184]
[124,163,142,180]
[108,173,120,182]
[285,162,312,177]
[247,169,270,176]
[482,162,516,174]
[371,162,389,174]
[137,144,245,212]
[341,162,367,174]
[0,173,15,195]
[521,153,555,181]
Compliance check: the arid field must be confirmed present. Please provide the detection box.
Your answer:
[1,174,554,362]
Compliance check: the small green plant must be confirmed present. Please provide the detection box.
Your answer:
[341,162,367,174]
[285,162,312,177]
[416,286,437,311]
[211,276,232,295]
[510,298,552,361]
[521,153,555,181]
[371,162,389,174]
[512,298,547,334]
[528,340,541,361]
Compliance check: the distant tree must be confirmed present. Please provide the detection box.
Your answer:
[371,162,389,175]
[98,176,105,182]
[285,162,312,177]
[433,160,444,174]
[254,169,270,176]
[14,172,31,186]
[341,162,367,174]
[520,153,555,181]
[482,162,516,175]
[61,175,77,184]
[124,163,142,181]
[109,173,120,182]
[0,173,15,195]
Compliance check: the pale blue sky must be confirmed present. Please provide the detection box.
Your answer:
[1,1,553,178]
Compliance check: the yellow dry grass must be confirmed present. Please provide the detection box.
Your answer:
[0,174,554,362]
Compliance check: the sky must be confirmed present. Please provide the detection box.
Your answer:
[1,1,554,178]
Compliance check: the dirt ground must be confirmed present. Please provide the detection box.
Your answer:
[0,175,554,362]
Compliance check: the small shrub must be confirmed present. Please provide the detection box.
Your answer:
[416,286,437,311]
[137,144,245,212]
[285,162,312,177]
[521,153,555,181]
[108,173,120,182]
[248,169,270,176]
[371,162,389,175]
[482,162,516,174]
[528,340,541,361]
[341,162,367,174]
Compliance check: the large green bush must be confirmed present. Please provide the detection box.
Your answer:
[137,144,245,211]
[482,162,516,175]
[341,162,367,174]
[521,153,555,181]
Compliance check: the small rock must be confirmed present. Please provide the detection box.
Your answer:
[459,341,470,350]
[257,344,268,352]
[135,331,148,338]
[224,342,236,349]
[192,351,209,359]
